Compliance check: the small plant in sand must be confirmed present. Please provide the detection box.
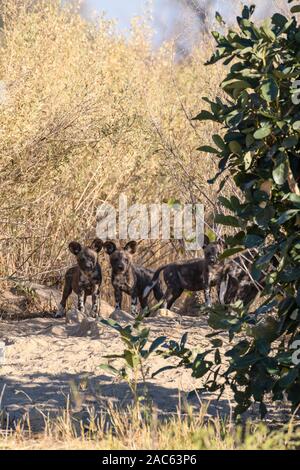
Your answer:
[100,313,166,414]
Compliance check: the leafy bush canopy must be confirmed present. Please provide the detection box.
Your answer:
[192,0,300,416]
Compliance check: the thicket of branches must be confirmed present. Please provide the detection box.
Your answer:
[0,0,227,305]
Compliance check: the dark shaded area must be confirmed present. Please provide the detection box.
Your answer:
[0,370,291,433]
[0,372,213,424]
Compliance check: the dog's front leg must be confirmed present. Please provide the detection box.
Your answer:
[204,287,212,307]
[219,274,229,305]
[77,288,85,315]
[56,274,72,318]
[114,287,123,310]
[131,295,139,316]
[91,285,101,318]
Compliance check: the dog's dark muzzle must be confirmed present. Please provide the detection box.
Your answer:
[85,265,94,272]
[115,265,125,273]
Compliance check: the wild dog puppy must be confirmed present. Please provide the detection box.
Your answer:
[143,236,221,310]
[56,238,103,319]
[103,240,164,315]
[215,255,258,306]
[215,250,279,306]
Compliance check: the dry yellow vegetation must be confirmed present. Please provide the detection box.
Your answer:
[1,404,300,450]
[0,0,226,297]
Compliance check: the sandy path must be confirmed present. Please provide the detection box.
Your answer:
[0,311,290,430]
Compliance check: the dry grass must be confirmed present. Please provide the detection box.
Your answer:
[0,0,228,306]
[1,403,300,450]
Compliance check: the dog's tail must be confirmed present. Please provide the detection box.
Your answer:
[143,265,167,299]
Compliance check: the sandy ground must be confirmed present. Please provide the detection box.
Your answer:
[0,312,232,429]
[0,286,292,431]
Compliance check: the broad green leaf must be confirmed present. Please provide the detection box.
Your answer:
[292,121,300,130]
[272,13,288,28]
[276,209,299,225]
[255,246,278,267]
[234,352,259,369]
[244,151,253,169]
[291,6,300,13]
[246,134,255,147]
[152,365,177,378]
[229,140,242,155]
[215,11,225,25]
[197,145,220,154]
[241,5,256,20]
[289,194,300,205]
[282,135,298,148]
[226,112,244,127]
[261,20,276,41]
[212,134,226,150]
[192,360,212,379]
[260,77,279,102]
[244,234,264,248]
[219,246,244,260]
[254,127,271,139]
[215,214,242,227]
[124,350,139,369]
[218,196,233,210]
[193,110,218,121]
[223,79,251,93]
[273,153,289,185]
[225,340,250,358]
[148,336,167,354]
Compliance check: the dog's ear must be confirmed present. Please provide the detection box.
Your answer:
[218,238,226,249]
[124,240,137,254]
[69,241,82,256]
[90,238,103,253]
[103,241,117,255]
[203,235,210,248]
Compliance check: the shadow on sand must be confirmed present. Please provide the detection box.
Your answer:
[0,370,291,432]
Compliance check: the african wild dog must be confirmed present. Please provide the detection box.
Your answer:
[103,240,164,315]
[56,238,103,319]
[215,249,279,306]
[143,235,221,310]
[215,255,258,306]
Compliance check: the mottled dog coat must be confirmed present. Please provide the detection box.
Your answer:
[56,238,103,319]
[103,240,164,315]
[143,236,221,310]
[216,253,258,305]
[215,251,268,306]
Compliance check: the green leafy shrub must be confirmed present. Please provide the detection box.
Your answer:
[162,1,300,417]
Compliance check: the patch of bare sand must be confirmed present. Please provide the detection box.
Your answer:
[0,289,292,431]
